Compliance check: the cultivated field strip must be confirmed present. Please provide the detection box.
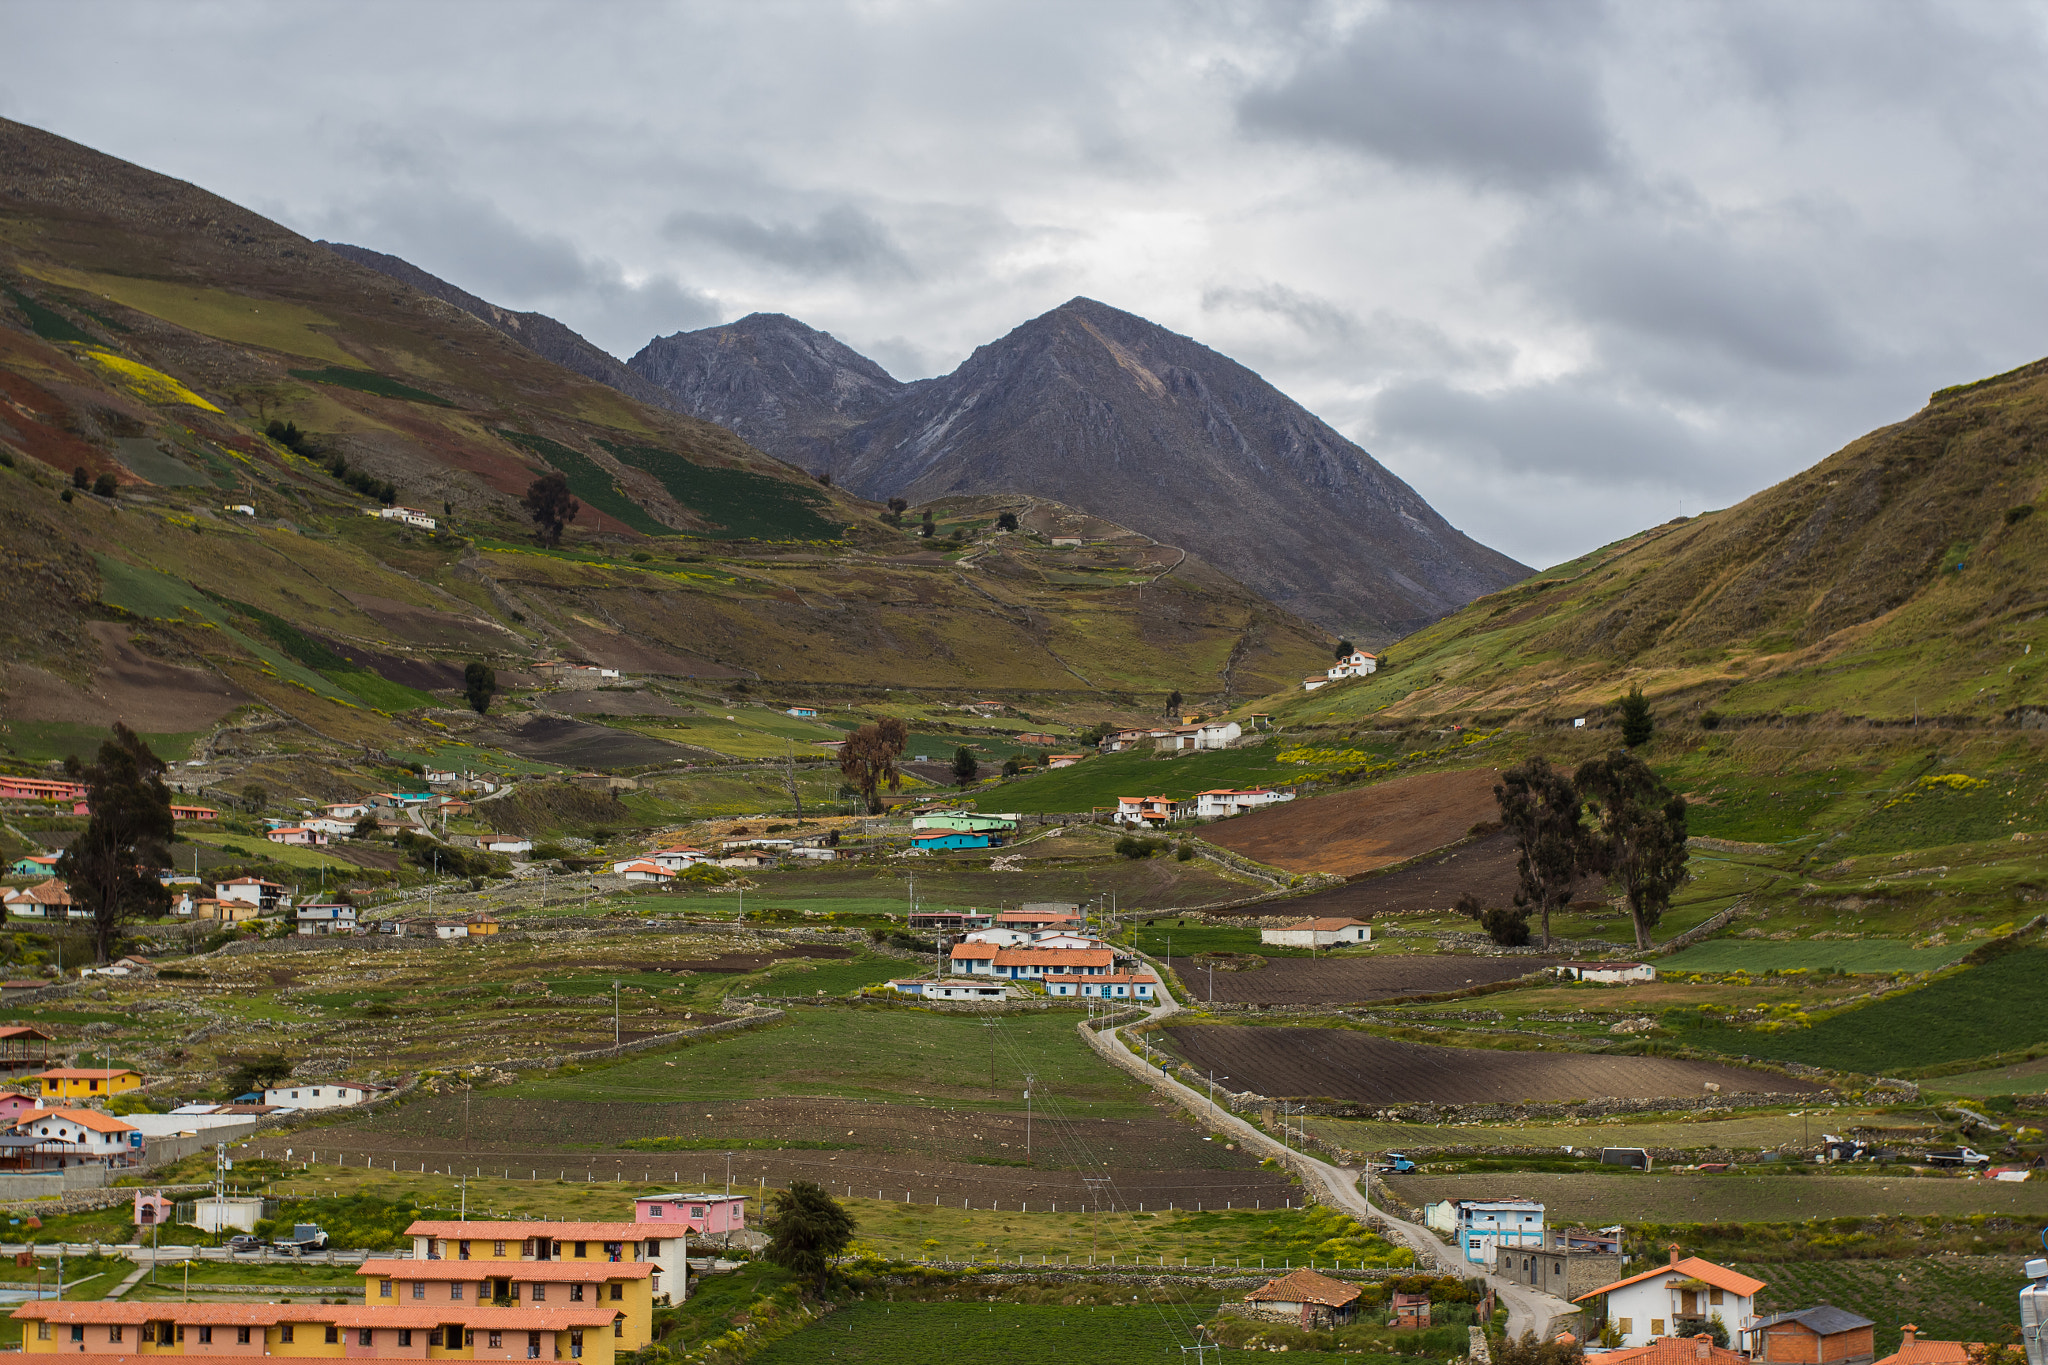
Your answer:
[1171,953,1554,1005]
[1163,1025,1821,1103]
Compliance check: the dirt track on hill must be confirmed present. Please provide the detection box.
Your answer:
[1201,767,1502,876]
[1163,1025,1823,1104]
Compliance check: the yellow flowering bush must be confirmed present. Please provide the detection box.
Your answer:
[81,349,220,411]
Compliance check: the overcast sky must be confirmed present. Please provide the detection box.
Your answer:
[9,0,2048,568]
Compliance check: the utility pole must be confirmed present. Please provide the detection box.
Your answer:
[723,1152,734,1198]
[1024,1072,1035,1157]
[613,980,620,1046]
[1083,1176,1111,1262]
[982,1019,997,1093]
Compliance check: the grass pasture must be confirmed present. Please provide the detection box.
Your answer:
[31,268,359,365]
[1658,940,1975,975]
[288,366,453,406]
[598,441,840,542]
[1670,947,2048,1074]
[495,430,674,537]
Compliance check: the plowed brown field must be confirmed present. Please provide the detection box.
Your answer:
[1201,767,1501,876]
[1170,952,1550,1005]
[1232,831,1523,919]
[1163,1025,1821,1104]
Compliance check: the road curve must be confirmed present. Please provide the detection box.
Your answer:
[1091,983,1580,1341]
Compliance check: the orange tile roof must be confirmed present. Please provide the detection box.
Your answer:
[1597,1336,1749,1365]
[17,1108,136,1133]
[1872,1337,1978,1365]
[1244,1268,1360,1307]
[990,947,1113,967]
[1575,1256,1765,1303]
[359,1258,652,1281]
[30,1069,139,1082]
[0,1027,52,1041]
[406,1219,658,1241]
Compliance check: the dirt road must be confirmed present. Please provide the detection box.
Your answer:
[1093,963,1581,1340]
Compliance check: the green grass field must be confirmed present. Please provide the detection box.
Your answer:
[971,743,1323,815]
[0,720,202,764]
[1670,947,2048,1073]
[1919,1056,2048,1096]
[598,441,840,541]
[503,1006,1155,1117]
[495,430,674,537]
[1739,1257,2030,1356]
[1658,940,1975,974]
[288,366,453,406]
[753,1303,1213,1365]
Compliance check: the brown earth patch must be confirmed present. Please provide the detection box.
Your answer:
[1232,831,1524,920]
[1201,767,1502,876]
[560,626,739,678]
[1169,952,1552,1005]
[494,715,688,769]
[319,642,466,692]
[3,622,248,730]
[337,591,510,653]
[1163,1025,1823,1104]
[548,689,697,717]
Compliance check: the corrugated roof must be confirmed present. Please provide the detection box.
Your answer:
[1755,1306,1875,1336]
[1244,1268,1360,1307]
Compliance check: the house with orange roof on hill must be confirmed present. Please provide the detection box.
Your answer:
[1243,1267,1361,1329]
[1869,1325,1980,1365]
[1576,1246,1765,1351]
[10,1298,624,1360]
[7,1106,139,1168]
[1597,1335,1750,1365]
[29,1068,141,1101]
[1112,795,1187,827]
[1194,787,1295,819]
[404,1213,692,1306]
[1754,1305,1876,1365]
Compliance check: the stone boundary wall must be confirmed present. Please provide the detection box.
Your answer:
[532,1009,784,1069]
[1648,900,1746,957]
[1248,1089,1825,1124]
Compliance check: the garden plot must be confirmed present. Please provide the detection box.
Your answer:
[1162,1025,1820,1104]
[1200,767,1502,876]
[1168,953,1552,1006]
[1234,831,1523,920]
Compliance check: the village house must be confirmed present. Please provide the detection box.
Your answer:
[13,1298,624,1361]
[1492,1228,1627,1301]
[1194,787,1294,819]
[1558,962,1660,984]
[1112,795,1188,827]
[267,825,329,847]
[996,905,1081,929]
[6,1106,139,1168]
[1242,1268,1361,1330]
[1260,917,1372,948]
[909,829,999,852]
[178,895,262,924]
[1755,1306,1876,1365]
[784,706,817,718]
[29,1068,142,1101]
[7,854,59,877]
[1040,972,1157,1001]
[912,812,1017,834]
[169,804,218,822]
[405,1213,690,1308]
[1153,719,1243,752]
[1328,649,1378,679]
[713,850,773,870]
[323,802,372,820]
[0,778,88,803]
[295,903,358,935]
[399,920,471,940]
[884,978,1012,1001]
[3,880,73,921]
[1577,1248,1765,1351]
[1445,1198,1546,1264]
[1302,674,1332,691]
[644,846,708,871]
[216,876,286,910]
[375,505,437,530]
[611,861,675,885]
[479,835,534,856]
[1014,731,1059,746]
[1046,754,1086,768]
[631,1193,746,1237]
[1390,1291,1430,1329]
[302,817,357,838]
[905,909,992,932]
[261,1081,388,1110]
[1870,1326,1980,1365]
[950,944,1114,980]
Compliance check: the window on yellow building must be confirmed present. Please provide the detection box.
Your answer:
[494,1241,507,1257]
[460,1240,472,1260]
[142,1324,156,1343]
[613,1315,624,1339]
[326,1327,339,1344]
[574,1242,587,1258]
[35,1324,48,1341]
[380,1280,392,1298]
[281,1325,294,1343]
[609,1283,623,1302]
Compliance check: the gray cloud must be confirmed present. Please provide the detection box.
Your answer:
[1237,0,1615,190]
[663,205,916,282]
[1201,283,1359,340]
[1373,376,1710,490]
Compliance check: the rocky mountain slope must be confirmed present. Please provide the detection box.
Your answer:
[629,312,908,472]
[1249,359,2048,729]
[633,298,1529,643]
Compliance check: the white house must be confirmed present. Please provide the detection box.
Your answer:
[295,902,358,935]
[1453,1198,1546,1264]
[303,817,356,838]
[1155,720,1243,752]
[215,877,284,909]
[950,944,1114,979]
[961,927,1107,950]
[322,803,370,820]
[224,503,256,517]
[613,860,676,884]
[479,834,533,856]
[1195,788,1295,819]
[1422,1200,1460,1236]
[1575,1250,1765,1351]
[1113,795,1188,827]
[1558,962,1659,984]
[376,506,437,530]
[646,846,708,871]
[1327,650,1378,679]
[1042,972,1158,1001]
[261,1081,384,1110]
[785,707,818,719]
[266,825,328,847]
[1261,917,1372,948]
[10,1107,138,1166]
[1302,675,1332,692]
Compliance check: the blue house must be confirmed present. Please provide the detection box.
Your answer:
[911,830,998,852]
[1453,1199,1545,1264]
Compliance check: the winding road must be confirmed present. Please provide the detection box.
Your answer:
[1088,982,1581,1341]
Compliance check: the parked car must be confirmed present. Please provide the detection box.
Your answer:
[1925,1146,1991,1168]
[225,1234,263,1252]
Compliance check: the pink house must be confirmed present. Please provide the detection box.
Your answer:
[0,1091,38,1123]
[633,1193,746,1235]
[134,1190,174,1226]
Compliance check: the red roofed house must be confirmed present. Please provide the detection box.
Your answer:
[995,906,1079,929]
[1576,1247,1765,1350]
[1244,1268,1361,1329]
[403,1214,688,1310]
[1598,1336,1751,1365]
[1755,1306,1876,1365]
[1871,1326,1979,1365]
[266,826,328,847]
[8,1107,139,1169]
[949,945,1113,980]
[1112,795,1187,827]
[1194,787,1295,818]
[1260,917,1372,948]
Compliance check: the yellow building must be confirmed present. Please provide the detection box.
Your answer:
[359,1259,653,1353]
[13,1300,620,1360]
[31,1068,141,1100]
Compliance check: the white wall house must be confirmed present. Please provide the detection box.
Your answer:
[1558,962,1659,984]
[479,835,533,855]
[295,903,358,935]
[1575,1251,1765,1351]
[266,826,328,846]
[1041,972,1157,1001]
[612,860,676,884]
[1195,788,1295,819]
[1327,650,1378,679]
[1155,720,1243,752]
[376,506,437,530]
[1455,1199,1546,1264]
[1113,796,1188,827]
[1261,917,1371,948]
[262,1082,383,1110]
[1302,675,1332,692]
